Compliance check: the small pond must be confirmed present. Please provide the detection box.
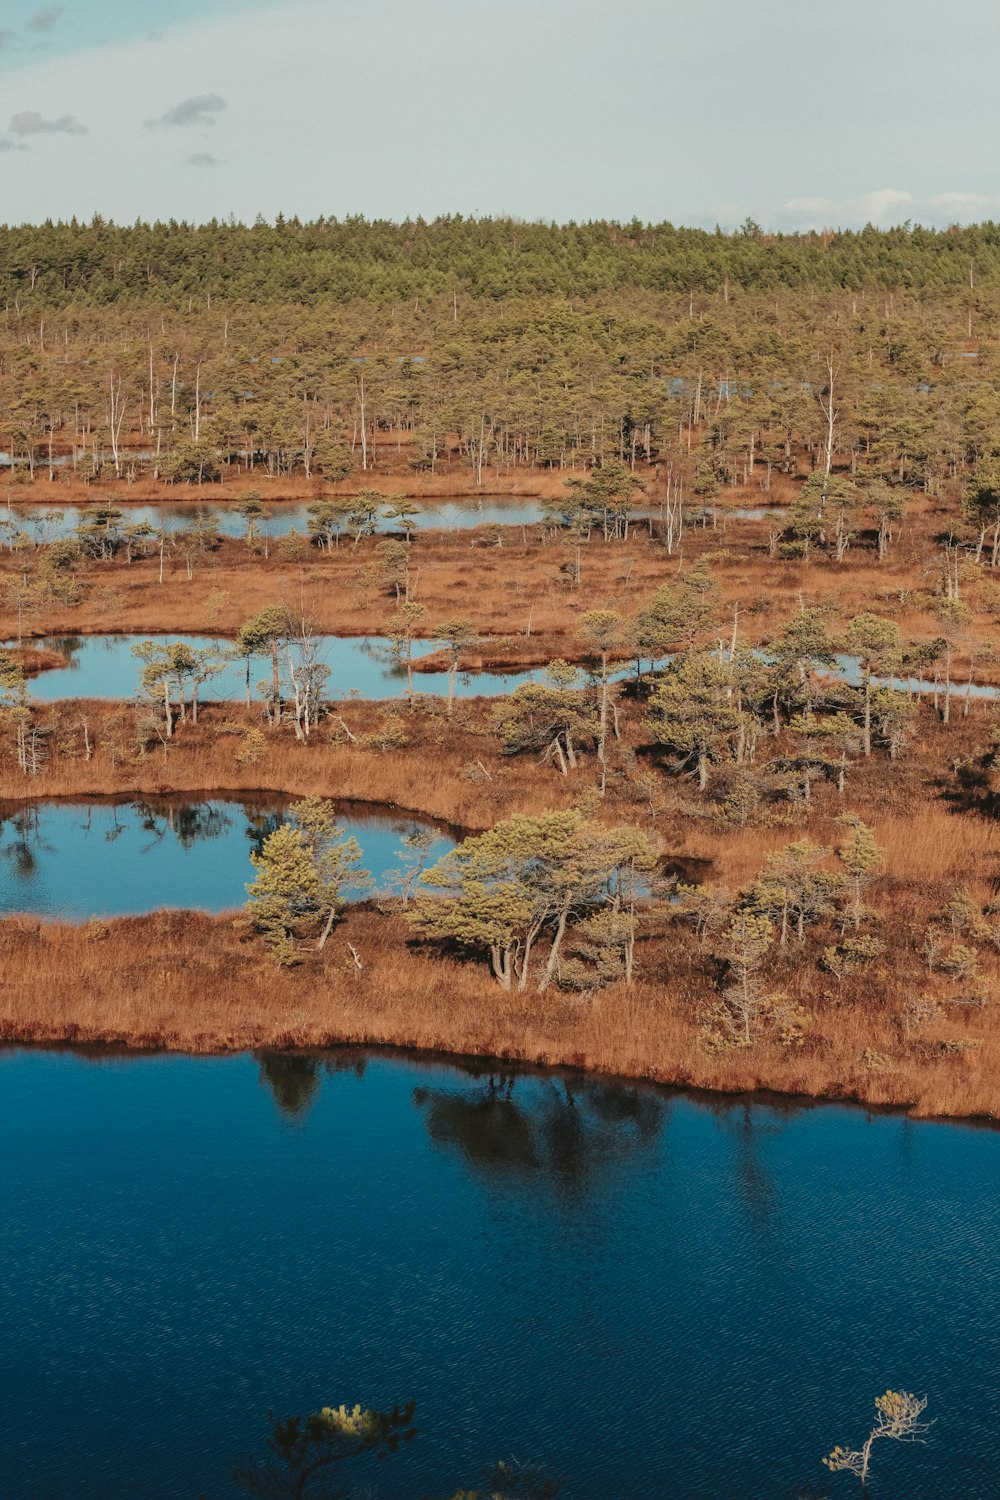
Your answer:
[0,498,549,541]
[0,797,453,918]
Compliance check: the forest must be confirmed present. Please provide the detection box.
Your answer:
[3,216,1000,491]
[2,217,1000,1122]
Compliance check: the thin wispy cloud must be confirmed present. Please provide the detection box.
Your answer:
[0,136,29,151]
[26,7,60,33]
[148,93,227,128]
[0,7,60,55]
[781,187,1000,230]
[185,152,222,168]
[10,109,86,136]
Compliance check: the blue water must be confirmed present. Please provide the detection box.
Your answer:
[20,634,546,702]
[0,1050,997,1499]
[0,799,453,918]
[19,635,991,707]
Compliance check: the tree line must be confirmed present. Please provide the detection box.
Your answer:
[5,216,1000,308]
[4,220,1000,495]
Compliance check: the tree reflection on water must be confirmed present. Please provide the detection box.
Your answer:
[254,1050,368,1122]
[411,1065,667,1196]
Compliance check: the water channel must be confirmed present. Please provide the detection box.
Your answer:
[19,634,548,702]
[0,499,776,545]
[0,798,453,918]
[0,497,550,541]
[16,634,992,706]
[0,1047,996,1499]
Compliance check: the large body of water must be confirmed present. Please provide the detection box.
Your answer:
[21,634,547,701]
[0,798,453,918]
[0,1048,997,1499]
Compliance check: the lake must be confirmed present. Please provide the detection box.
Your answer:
[0,1048,996,1498]
[0,798,453,918]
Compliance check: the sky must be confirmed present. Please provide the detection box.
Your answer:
[2,0,1000,230]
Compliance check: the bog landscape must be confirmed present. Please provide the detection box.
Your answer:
[2,217,999,1498]
[3,219,1000,1117]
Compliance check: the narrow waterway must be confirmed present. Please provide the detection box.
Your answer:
[17,633,548,701]
[0,496,550,540]
[0,497,773,544]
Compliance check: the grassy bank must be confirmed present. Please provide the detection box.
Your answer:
[1,906,996,1121]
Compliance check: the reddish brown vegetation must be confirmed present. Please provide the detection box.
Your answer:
[3,474,1000,1119]
[0,694,997,1119]
[2,481,995,678]
[2,904,996,1121]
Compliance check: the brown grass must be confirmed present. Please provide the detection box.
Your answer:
[7,454,599,505]
[0,698,574,830]
[5,470,1000,1121]
[3,483,997,675]
[2,906,997,1121]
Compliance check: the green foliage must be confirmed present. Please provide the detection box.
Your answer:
[243,797,368,964]
[645,648,751,789]
[702,909,783,1048]
[491,677,597,774]
[743,839,842,945]
[6,219,1000,507]
[409,809,655,992]
[821,933,886,981]
[235,728,268,766]
[359,712,410,752]
[549,457,644,538]
[235,605,290,658]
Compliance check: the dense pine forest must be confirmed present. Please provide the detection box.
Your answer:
[5,217,1000,491]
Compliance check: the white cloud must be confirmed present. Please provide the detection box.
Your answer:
[927,191,998,215]
[857,187,913,220]
[184,152,223,167]
[780,186,1000,230]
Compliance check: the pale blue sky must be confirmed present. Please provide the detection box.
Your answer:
[2,0,999,229]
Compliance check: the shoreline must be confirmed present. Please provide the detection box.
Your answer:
[7,1030,999,1133]
[1,908,996,1125]
[5,990,996,1128]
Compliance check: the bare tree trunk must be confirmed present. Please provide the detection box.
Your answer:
[538,908,570,992]
[272,639,281,724]
[357,374,367,471]
[316,903,338,951]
